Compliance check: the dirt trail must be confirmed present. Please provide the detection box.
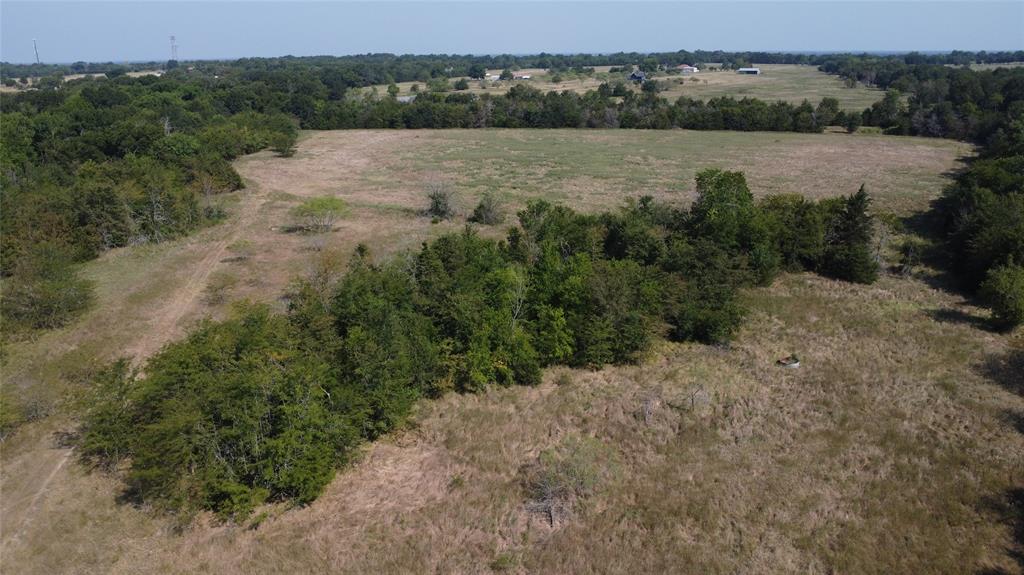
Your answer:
[123,190,265,363]
[1,447,73,551]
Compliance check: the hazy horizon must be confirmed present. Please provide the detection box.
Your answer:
[2,1,1022,65]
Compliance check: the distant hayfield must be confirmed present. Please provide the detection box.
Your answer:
[369,64,885,110]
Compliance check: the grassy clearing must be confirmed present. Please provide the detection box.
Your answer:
[254,129,967,216]
[2,129,1019,574]
[371,64,884,110]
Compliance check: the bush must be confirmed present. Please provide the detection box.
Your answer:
[269,131,297,157]
[1,243,94,330]
[980,261,1024,329]
[524,436,614,526]
[468,192,504,225]
[79,360,137,467]
[424,180,457,219]
[291,196,347,232]
[453,78,470,91]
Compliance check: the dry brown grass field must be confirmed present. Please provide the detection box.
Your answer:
[372,64,885,110]
[2,129,1021,574]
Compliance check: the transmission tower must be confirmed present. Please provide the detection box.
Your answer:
[169,35,178,61]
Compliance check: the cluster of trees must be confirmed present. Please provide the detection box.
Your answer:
[0,73,298,332]
[937,117,1024,328]
[812,57,1024,328]
[817,56,1023,327]
[821,57,1024,142]
[80,169,879,517]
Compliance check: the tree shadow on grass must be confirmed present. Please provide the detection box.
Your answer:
[977,488,1024,574]
[898,190,979,299]
[977,348,1024,397]
[925,307,993,331]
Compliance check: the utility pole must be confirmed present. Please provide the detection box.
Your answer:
[33,39,40,64]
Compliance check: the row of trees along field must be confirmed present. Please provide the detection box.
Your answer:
[5,49,1022,86]
[817,56,1024,328]
[80,170,880,518]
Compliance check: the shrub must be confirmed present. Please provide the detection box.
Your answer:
[291,196,348,232]
[524,436,614,526]
[269,131,297,157]
[79,359,137,467]
[469,192,504,225]
[424,180,457,219]
[1,243,94,330]
[453,78,470,91]
[980,261,1024,329]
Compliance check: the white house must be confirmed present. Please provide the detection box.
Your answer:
[676,64,699,74]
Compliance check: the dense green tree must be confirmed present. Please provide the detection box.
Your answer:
[980,260,1024,328]
[820,185,878,284]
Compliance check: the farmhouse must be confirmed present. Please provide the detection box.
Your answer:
[737,67,761,75]
[513,73,532,80]
[676,64,699,74]
[629,70,647,82]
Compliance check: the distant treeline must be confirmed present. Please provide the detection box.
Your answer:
[79,170,880,518]
[822,56,1024,141]
[4,49,1023,84]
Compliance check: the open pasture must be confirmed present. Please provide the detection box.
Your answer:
[4,129,1021,575]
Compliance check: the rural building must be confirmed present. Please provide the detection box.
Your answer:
[485,74,501,81]
[514,73,532,80]
[629,70,647,82]
[737,67,761,75]
[676,64,699,74]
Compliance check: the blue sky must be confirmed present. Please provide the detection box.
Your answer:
[1,1,1021,64]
